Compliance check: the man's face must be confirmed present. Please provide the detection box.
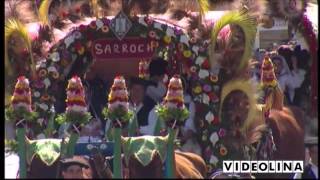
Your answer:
[130,84,145,105]
[62,165,84,179]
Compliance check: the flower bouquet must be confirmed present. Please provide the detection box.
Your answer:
[155,74,189,178]
[5,76,38,125]
[102,76,133,178]
[155,75,189,129]
[102,76,133,128]
[55,76,91,128]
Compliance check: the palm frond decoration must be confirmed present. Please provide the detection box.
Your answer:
[219,79,257,133]
[198,0,209,16]
[90,0,99,18]
[38,0,52,27]
[209,10,257,72]
[197,0,210,24]
[5,18,36,79]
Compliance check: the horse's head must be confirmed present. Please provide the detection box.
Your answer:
[127,151,164,178]
[121,135,169,178]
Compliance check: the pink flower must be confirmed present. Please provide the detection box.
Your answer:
[33,80,45,89]
[148,31,156,38]
[203,84,212,92]
[218,128,226,137]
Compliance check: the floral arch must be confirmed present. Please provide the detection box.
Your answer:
[31,13,211,125]
[30,10,258,172]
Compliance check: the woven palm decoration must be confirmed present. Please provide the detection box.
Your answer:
[209,10,257,73]
[5,18,35,77]
[219,79,257,133]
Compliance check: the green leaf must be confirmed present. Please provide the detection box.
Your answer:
[102,106,134,124]
[55,111,92,126]
[5,107,38,122]
[155,105,189,122]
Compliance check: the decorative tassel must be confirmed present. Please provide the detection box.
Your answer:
[165,128,176,178]
[153,118,162,136]
[128,111,138,136]
[17,128,27,178]
[113,128,122,178]
[66,132,79,157]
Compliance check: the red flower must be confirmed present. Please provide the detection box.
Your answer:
[212,116,219,125]
[75,7,81,14]
[177,102,183,108]
[62,11,68,18]
[74,42,82,51]
[144,17,153,25]
[90,21,97,29]
[208,92,219,103]
[79,25,86,32]
[201,59,210,69]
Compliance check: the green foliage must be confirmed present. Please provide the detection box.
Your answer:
[55,111,92,125]
[5,106,38,122]
[5,139,18,153]
[102,106,134,124]
[155,105,189,122]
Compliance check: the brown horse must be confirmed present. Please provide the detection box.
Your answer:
[127,150,207,178]
[91,149,207,178]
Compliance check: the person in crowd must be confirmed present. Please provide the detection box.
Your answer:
[293,119,318,179]
[79,118,103,142]
[277,44,310,107]
[127,77,148,133]
[85,74,108,129]
[60,156,90,179]
[139,57,168,135]
[269,52,304,104]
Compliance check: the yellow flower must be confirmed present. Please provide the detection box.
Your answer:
[193,86,202,94]
[38,69,48,78]
[163,35,171,44]
[220,146,228,156]
[52,71,60,79]
[101,26,109,33]
[210,75,218,83]
[41,94,50,101]
[78,47,85,55]
[183,50,192,58]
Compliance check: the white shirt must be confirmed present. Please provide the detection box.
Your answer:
[139,107,159,135]
[146,81,167,103]
[277,69,305,102]
[181,95,197,135]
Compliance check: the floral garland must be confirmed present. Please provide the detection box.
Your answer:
[27,13,235,171]
[298,14,318,116]
[30,14,204,127]
[274,0,308,20]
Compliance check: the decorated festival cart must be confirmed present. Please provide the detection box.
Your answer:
[5,0,317,179]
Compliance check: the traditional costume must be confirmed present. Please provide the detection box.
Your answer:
[293,119,318,179]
